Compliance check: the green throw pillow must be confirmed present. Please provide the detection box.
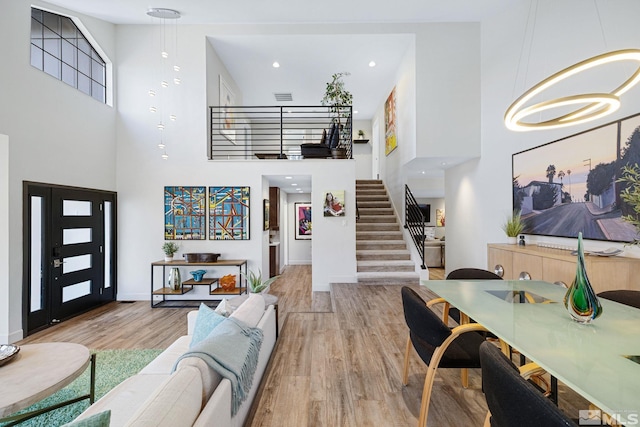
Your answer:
[190,303,225,347]
[61,410,110,427]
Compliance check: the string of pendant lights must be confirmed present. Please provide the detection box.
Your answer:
[147,8,181,158]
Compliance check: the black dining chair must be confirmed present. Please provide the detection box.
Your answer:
[401,286,488,427]
[597,290,640,309]
[444,268,503,325]
[479,341,578,427]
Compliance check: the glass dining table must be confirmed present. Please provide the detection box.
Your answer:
[424,279,640,425]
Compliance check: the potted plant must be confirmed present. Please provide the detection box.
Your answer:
[321,72,353,157]
[162,242,179,262]
[357,129,365,140]
[501,210,524,244]
[618,164,640,245]
[242,269,278,294]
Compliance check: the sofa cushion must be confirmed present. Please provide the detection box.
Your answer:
[62,410,110,427]
[138,335,190,375]
[76,374,169,426]
[191,303,226,347]
[124,366,203,427]
[229,293,265,327]
[176,356,223,406]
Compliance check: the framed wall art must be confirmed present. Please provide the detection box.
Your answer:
[164,186,206,240]
[209,186,250,240]
[295,202,312,240]
[219,75,236,144]
[263,199,270,231]
[512,112,640,242]
[385,86,397,156]
[323,190,345,217]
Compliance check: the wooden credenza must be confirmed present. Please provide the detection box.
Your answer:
[487,243,640,293]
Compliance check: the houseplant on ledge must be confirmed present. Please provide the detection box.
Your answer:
[242,269,278,294]
[162,242,179,262]
[501,210,524,244]
[321,72,353,158]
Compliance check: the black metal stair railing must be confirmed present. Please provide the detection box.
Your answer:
[404,184,426,269]
[209,105,352,160]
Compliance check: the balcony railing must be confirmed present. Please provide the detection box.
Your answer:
[209,105,352,160]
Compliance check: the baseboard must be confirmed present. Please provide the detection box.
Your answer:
[1,328,23,344]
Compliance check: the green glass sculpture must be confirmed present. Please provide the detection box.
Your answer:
[563,232,603,324]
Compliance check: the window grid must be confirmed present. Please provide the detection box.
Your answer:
[30,8,106,103]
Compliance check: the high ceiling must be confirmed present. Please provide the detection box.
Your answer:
[43,0,520,193]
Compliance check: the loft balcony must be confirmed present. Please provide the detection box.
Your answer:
[209,105,353,160]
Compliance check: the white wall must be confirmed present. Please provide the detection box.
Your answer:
[287,192,312,265]
[352,119,372,179]
[0,135,9,342]
[0,1,117,341]
[445,0,640,274]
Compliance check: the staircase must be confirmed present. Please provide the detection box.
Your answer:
[356,180,420,283]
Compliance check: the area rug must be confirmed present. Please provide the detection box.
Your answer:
[0,348,163,427]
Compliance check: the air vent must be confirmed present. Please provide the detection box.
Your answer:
[274,93,293,102]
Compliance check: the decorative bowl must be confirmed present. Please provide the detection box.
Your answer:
[190,270,206,282]
[183,253,221,263]
[0,344,20,367]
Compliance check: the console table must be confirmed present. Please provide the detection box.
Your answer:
[151,259,248,308]
[488,243,640,293]
[0,343,95,425]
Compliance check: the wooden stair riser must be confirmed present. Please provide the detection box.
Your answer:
[356,241,408,250]
[357,252,411,261]
[356,223,401,231]
[358,208,394,215]
[357,216,397,224]
[357,233,403,241]
[357,264,416,272]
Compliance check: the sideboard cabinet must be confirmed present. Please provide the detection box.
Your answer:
[487,244,640,293]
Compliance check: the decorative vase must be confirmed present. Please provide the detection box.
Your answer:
[168,267,181,291]
[164,255,173,262]
[563,232,602,324]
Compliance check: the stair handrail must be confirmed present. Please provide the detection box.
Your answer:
[404,184,426,269]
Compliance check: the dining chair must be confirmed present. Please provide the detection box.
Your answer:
[401,286,488,427]
[479,341,578,427]
[444,268,503,324]
[597,290,640,309]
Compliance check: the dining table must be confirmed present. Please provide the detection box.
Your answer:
[424,279,640,426]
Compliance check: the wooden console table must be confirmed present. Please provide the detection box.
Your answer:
[488,243,640,293]
[151,259,248,308]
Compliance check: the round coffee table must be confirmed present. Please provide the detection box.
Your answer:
[0,342,95,424]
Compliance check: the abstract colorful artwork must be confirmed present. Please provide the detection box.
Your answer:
[436,208,445,227]
[295,202,312,240]
[209,186,250,240]
[385,87,397,156]
[323,191,345,217]
[164,186,206,240]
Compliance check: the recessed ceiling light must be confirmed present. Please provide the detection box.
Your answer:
[354,110,359,114]
[272,61,280,68]
[441,162,447,166]
[291,183,298,186]
[369,61,376,67]
[285,176,293,179]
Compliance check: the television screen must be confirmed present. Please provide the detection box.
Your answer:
[418,204,431,222]
[512,112,640,242]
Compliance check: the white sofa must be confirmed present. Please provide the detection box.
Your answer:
[74,298,277,427]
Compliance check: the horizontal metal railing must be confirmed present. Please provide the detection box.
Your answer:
[209,105,352,160]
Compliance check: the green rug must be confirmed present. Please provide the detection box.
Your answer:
[0,348,163,427]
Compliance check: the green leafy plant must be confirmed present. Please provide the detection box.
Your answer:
[617,164,640,245]
[321,72,353,110]
[242,269,278,293]
[358,129,365,138]
[501,210,524,237]
[162,242,179,256]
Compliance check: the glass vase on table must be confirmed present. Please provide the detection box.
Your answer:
[563,232,603,324]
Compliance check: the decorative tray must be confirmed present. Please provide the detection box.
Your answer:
[0,344,20,366]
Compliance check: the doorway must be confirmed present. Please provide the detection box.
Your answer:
[23,182,116,334]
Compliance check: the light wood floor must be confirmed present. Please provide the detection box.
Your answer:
[17,266,586,426]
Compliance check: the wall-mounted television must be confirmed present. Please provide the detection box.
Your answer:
[418,204,431,222]
[512,112,640,242]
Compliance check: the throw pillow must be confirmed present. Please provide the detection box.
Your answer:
[190,303,225,347]
[61,410,110,427]
[214,298,232,317]
[229,293,265,328]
